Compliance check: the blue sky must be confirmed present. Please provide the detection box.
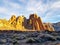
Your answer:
[0,0,60,23]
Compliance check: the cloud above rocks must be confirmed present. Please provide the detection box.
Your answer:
[0,0,60,23]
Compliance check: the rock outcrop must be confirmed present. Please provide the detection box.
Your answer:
[9,15,16,28]
[43,23,54,31]
[9,15,26,31]
[28,14,54,31]
[29,14,45,31]
[0,14,55,31]
[0,19,15,30]
[16,16,25,30]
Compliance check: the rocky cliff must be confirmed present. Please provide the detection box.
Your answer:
[0,14,54,31]
[29,14,45,31]
[28,14,54,31]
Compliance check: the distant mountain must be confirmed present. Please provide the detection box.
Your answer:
[52,22,60,31]
[0,14,54,31]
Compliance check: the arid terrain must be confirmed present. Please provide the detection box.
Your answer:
[0,0,60,45]
[0,14,60,45]
[0,30,60,45]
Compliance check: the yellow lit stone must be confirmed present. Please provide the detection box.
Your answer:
[0,14,55,31]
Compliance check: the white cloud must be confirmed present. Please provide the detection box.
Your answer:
[51,1,60,8]
[0,0,60,23]
[43,9,60,23]
[41,0,60,22]
[0,7,8,14]
[26,0,49,14]
[3,0,21,9]
[0,0,22,17]
[9,2,21,9]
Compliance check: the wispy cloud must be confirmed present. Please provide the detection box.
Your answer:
[0,0,60,23]
[0,7,8,14]
[8,2,21,9]
[51,1,60,8]
[26,0,48,13]
[0,0,22,19]
[42,1,60,23]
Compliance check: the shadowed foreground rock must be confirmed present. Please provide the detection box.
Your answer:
[0,30,60,45]
[0,14,54,31]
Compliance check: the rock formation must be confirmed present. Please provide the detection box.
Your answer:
[28,14,54,31]
[0,19,15,30]
[9,15,26,31]
[43,23,54,31]
[0,14,55,31]
[9,15,16,27]
[16,16,25,31]
[29,14,45,31]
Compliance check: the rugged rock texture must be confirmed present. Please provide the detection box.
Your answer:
[28,14,54,31]
[43,23,54,31]
[0,14,54,31]
[16,16,25,31]
[0,19,15,30]
[29,14,45,31]
[9,15,26,31]
[0,30,60,45]
[9,15,16,27]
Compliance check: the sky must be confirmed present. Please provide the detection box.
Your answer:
[0,0,60,23]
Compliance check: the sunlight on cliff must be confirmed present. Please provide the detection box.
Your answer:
[0,14,54,31]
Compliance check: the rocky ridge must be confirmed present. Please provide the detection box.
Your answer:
[0,14,54,31]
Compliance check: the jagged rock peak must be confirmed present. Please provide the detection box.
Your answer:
[43,23,54,31]
[10,15,16,20]
[0,14,55,31]
[29,14,45,31]
[29,14,38,19]
[9,15,16,23]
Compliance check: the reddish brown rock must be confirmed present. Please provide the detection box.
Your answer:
[29,14,54,31]
[0,14,55,31]
[43,23,54,31]
[29,14,45,31]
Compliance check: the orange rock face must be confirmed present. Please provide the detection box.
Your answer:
[43,23,54,31]
[28,14,54,31]
[0,14,54,31]
[29,14,45,31]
